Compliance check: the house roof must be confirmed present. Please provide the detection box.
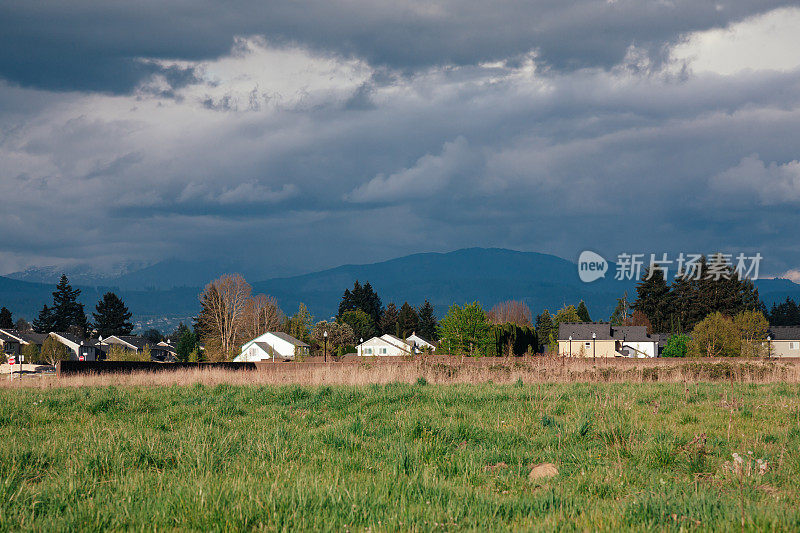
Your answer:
[381,334,411,348]
[359,335,412,353]
[104,335,150,349]
[0,329,22,343]
[18,332,47,345]
[768,326,800,341]
[558,322,653,343]
[254,342,275,354]
[268,331,309,347]
[611,326,651,342]
[1,330,49,346]
[52,332,101,347]
[558,322,615,341]
[406,333,435,346]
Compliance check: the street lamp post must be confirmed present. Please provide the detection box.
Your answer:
[767,335,772,359]
[323,330,328,362]
[568,336,572,357]
[592,332,596,361]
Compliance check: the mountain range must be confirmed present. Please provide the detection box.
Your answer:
[2,248,799,332]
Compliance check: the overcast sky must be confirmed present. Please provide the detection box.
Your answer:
[2,1,800,280]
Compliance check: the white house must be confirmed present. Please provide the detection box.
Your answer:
[357,335,413,356]
[50,332,102,361]
[234,332,309,362]
[406,333,436,353]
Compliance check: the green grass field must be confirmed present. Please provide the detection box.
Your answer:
[1,382,799,531]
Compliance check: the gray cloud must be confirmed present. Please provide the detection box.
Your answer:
[0,0,794,93]
[2,5,800,278]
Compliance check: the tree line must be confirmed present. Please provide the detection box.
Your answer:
[5,261,800,362]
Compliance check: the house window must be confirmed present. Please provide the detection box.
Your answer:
[364,348,372,355]
[249,347,256,357]
[585,342,591,350]
[790,342,799,350]
[380,348,387,355]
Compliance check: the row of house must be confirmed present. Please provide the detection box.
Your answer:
[556,322,800,358]
[356,333,436,357]
[6,323,798,363]
[0,329,178,362]
[233,331,437,361]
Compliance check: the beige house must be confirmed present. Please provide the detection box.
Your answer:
[767,327,800,358]
[557,323,659,358]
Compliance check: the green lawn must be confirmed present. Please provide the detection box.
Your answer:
[1,382,799,531]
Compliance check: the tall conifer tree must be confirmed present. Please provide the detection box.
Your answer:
[92,292,134,337]
[51,275,88,334]
[417,300,438,341]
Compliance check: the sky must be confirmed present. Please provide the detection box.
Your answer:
[2,0,800,281]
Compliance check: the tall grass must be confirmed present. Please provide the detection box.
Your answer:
[0,382,798,530]
[6,357,799,389]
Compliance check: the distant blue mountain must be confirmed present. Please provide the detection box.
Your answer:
[252,248,634,320]
[2,248,799,331]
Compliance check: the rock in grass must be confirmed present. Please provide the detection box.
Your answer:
[528,463,558,481]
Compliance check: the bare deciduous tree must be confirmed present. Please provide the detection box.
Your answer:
[487,300,532,326]
[198,274,252,361]
[240,294,285,343]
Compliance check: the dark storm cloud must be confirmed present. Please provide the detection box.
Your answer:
[2,3,800,278]
[0,0,794,93]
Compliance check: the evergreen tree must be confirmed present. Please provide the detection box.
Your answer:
[768,297,800,326]
[669,274,694,333]
[32,305,56,333]
[142,328,162,345]
[92,292,133,338]
[51,275,88,334]
[337,281,382,327]
[633,266,672,333]
[338,287,355,316]
[417,300,438,341]
[380,303,399,336]
[0,307,12,328]
[553,305,581,326]
[398,302,419,339]
[534,310,554,353]
[175,325,198,362]
[576,301,591,322]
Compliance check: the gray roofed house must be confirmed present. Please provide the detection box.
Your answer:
[557,322,658,358]
[767,326,800,358]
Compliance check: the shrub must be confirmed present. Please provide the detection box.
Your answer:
[106,345,150,362]
[662,334,690,358]
[688,313,740,357]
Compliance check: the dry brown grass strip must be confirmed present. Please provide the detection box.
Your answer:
[2,357,799,388]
